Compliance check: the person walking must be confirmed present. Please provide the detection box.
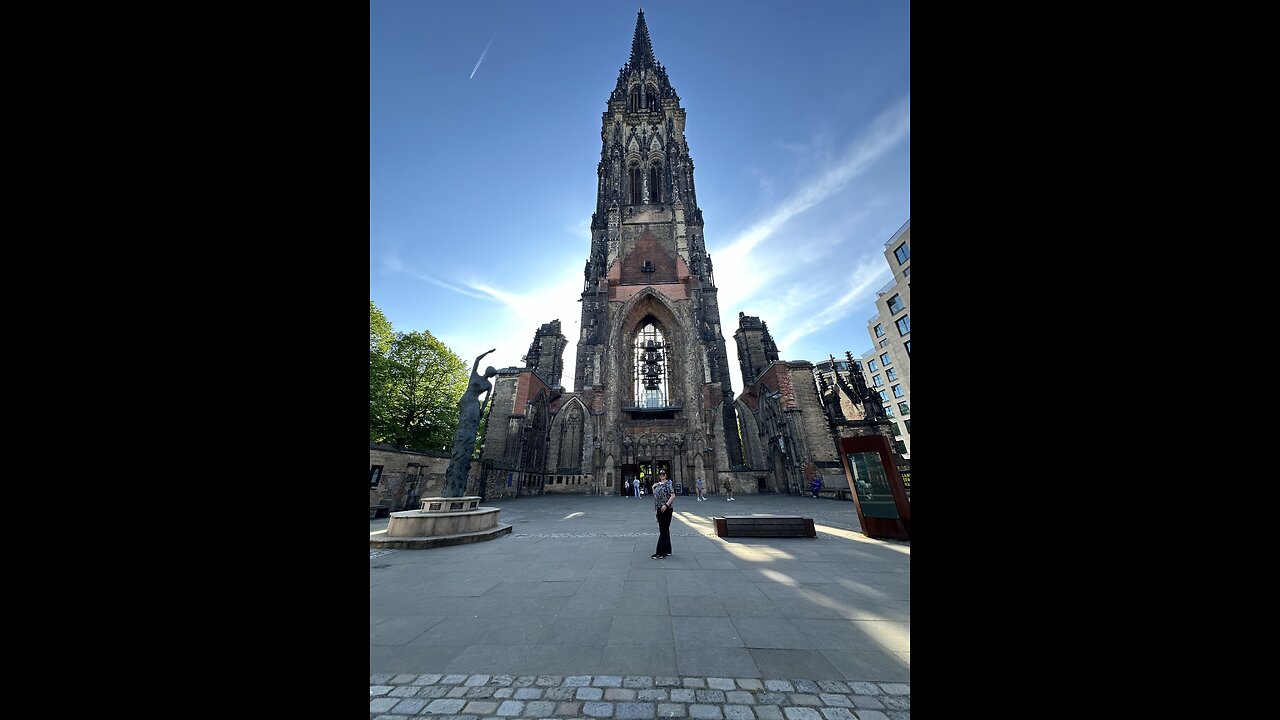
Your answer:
[636,476,644,498]
[624,479,631,497]
[651,468,675,559]
[724,476,735,501]
[695,475,706,501]
[810,474,822,499]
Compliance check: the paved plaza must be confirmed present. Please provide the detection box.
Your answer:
[371,493,909,718]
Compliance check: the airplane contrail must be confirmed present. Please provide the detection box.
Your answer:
[469,32,495,79]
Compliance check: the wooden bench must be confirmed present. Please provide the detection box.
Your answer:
[370,500,393,519]
[713,515,816,538]
[817,488,853,501]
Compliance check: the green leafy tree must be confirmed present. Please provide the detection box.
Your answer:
[370,302,396,440]
[370,301,394,353]
[382,331,468,450]
[369,302,468,450]
[474,398,492,458]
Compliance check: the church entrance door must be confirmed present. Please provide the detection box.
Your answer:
[622,464,640,498]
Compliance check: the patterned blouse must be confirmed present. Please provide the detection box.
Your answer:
[652,479,674,511]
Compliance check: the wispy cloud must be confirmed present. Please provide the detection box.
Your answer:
[461,281,526,309]
[469,31,496,79]
[728,97,909,258]
[382,252,494,300]
[775,257,888,353]
[424,276,493,301]
[453,272,584,380]
[382,247,584,377]
[712,96,909,314]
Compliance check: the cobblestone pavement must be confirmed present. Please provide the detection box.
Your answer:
[370,673,909,719]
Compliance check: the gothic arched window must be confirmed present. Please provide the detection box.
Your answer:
[629,86,641,112]
[629,164,643,205]
[647,86,660,110]
[559,405,583,470]
[634,322,668,408]
[648,163,662,204]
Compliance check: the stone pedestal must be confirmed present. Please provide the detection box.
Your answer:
[372,496,511,549]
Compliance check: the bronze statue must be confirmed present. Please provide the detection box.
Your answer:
[444,349,498,497]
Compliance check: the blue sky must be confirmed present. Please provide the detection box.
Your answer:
[371,0,910,393]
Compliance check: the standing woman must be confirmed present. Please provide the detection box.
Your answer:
[651,468,675,559]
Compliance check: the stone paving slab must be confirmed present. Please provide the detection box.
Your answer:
[372,496,908,718]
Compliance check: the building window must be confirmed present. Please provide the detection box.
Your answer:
[874,324,885,337]
[629,165,643,204]
[634,321,668,407]
[879,339,889,348]
[904,419,910,433]
[883,405,895,418]
[902,266,910,277]
[558,405,583,471]
[886,294,905,315]
[878,390,889,402]
[880,352,891,367]
[629,86,641,111]
[896,315,910,335]
[904,340,911,355]
[868,359,878,372]
[648,163,662,203]
[892,384,905,398]
[894,242,910,265]
[898,401,910,415]
[872,375,884,387]
[886,367,898,382]
[369,465,383,489]
[894,422,905,437]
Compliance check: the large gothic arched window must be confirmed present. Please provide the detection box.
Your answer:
[648,163,662,203]
[558,404,583,471]
[634,322,668,408]
[629,164,643,204]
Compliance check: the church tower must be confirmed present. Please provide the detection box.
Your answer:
[475,10,748,499]
[573,9,743,494]
[733,312,780,387]
[523,320,567,389]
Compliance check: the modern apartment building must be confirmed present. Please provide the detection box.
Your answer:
[862,220,911,458]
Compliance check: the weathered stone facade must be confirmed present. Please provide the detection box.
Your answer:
[368,443,451,511]
[468,10,743,498]
[455,11,904,500]
[813,354,907,469]
[733,312,780,388]
[523,320,567,389]
[732,312,907,493]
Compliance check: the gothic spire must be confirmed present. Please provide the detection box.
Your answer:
[629,9,657,69]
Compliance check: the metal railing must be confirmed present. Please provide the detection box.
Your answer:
[875,276,901,297]
[883,219,910,247]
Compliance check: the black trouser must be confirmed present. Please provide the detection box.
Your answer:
[655,507,673,556]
